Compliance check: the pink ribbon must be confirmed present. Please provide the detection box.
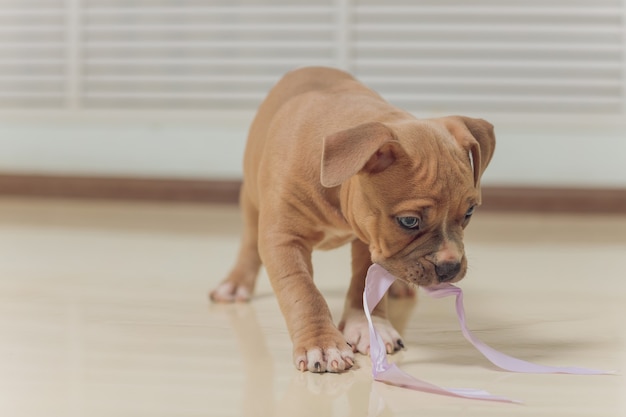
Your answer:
[363,264,614,403]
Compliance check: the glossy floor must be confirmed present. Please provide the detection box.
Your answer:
[0,198,624,417]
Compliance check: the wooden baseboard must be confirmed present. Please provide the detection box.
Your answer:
[480,186,626,214]
[0,174,625,214]
[0,174,241,204]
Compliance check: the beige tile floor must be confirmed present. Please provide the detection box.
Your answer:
[0,197,624,417]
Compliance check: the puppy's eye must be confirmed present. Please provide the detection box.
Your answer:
[465,205,476,219]
[397,216,420,230]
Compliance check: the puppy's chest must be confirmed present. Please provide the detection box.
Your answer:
[315,227,356,250]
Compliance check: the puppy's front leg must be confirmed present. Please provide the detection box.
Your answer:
[259,229,354,373]
[339,239,404,354]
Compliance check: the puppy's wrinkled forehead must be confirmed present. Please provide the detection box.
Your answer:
[395,121,475,190]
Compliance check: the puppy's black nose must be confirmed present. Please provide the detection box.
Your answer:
[435,262,461,283]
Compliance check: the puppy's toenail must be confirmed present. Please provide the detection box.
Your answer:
[299,361,306,372]
[397,339,405,349]
[314,362,321,372]
[345,357,354,367]
[331,360,339,370]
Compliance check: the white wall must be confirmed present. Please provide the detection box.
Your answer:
[1,117,625,188]
[0,118,247,179]
[484,126,626,187]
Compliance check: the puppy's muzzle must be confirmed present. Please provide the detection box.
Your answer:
[435,261,461,283]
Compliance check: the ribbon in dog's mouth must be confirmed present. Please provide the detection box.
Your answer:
[363,263,615,404]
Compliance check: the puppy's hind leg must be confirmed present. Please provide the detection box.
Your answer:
[388,280,417,299]
[210,186,261,302]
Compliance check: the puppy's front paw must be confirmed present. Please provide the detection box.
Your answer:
[210,280,253,303]
[339,308,404,355]
[293,328,355,373]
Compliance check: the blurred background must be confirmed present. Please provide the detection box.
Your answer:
[0,0,625,209]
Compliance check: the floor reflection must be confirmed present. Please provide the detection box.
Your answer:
[218,300,399,417]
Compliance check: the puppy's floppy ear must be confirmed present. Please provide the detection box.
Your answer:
[440,116,496,190]
[321,122,402,188]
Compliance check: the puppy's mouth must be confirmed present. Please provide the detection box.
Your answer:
[381,258,467,289]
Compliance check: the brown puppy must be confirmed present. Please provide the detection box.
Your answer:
[211,67,495,373]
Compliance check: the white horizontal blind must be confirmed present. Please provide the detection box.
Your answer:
[0,0,67,108]
[1,0,625,119]
[353,0,625,116]
[81,0,337,110]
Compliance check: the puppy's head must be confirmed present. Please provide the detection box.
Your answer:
[321,116,495,287]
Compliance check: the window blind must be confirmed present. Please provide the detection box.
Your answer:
[1,0,624,120]
[0,0,66,108]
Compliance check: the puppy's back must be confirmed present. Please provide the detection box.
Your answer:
[249,67,355,139]
[242,67,356,188]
